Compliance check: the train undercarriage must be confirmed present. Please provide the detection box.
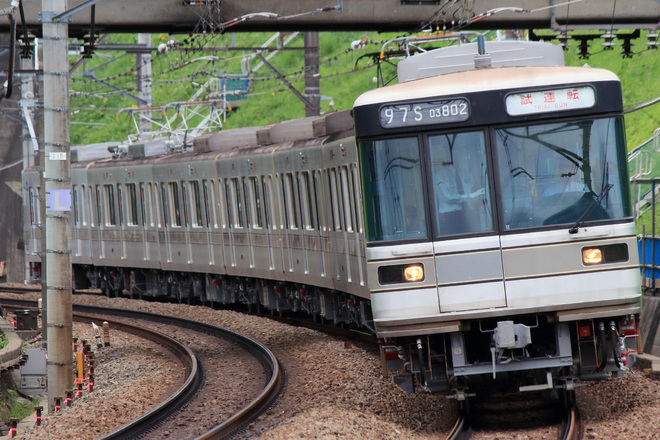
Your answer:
[72,263,374,332]
[380,312,641,401]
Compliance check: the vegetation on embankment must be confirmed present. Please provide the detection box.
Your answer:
[69,30,660,150]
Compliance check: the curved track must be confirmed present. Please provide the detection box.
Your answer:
[0,297,283,439]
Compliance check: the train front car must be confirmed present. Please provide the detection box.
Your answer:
[353,39,642,400]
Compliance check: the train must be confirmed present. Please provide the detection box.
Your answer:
[23,36,642,403]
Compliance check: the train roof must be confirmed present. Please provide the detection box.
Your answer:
[353,65,620,108]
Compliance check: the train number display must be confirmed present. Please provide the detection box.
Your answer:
[379,99,470,129]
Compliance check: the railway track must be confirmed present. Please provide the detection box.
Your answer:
[445,397,581,440]
[0,297,284,439]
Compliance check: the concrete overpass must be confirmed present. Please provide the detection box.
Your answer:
[1,0,659,37]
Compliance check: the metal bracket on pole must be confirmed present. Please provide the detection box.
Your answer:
[40,0,105,23]
[21,100,39,151]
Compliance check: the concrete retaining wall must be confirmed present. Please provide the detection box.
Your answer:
[642,295,660,357]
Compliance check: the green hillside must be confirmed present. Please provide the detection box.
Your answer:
[70,31,660,150]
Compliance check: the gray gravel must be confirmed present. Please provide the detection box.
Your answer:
[3,291,659,439]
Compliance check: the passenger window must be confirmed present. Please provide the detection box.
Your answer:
[262,176,274,230]
[95,185,102,227]
[328,169,342,231]
[88,187,95,227]
[168,182,182,227]
[232,178,244,228]
[181,182,190,227]
[190,180,203,228]
[161,185,170,227]
[140,183,147,227]
[300,172,316,231]
[282,173,299,230]
[72,185,80,226]
[104,184,117,226]
[340,166,353,232]
[118,185,125,226]
[127,183,139,226]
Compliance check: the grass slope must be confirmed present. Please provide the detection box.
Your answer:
[69,31,660,150]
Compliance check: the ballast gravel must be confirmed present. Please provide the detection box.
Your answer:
[2,290,659,440]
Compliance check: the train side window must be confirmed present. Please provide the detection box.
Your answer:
[203,180,216,229]
[190,180,203,228]
[181,182,190,227]
[104,184,117,226]
[262,176,274,230]
[72,185,80,226]
[350,166,363,233]
[223,180,233,229]
[126,183,139,226]
[328,169,342,231]
[242,178,252,228]
[313,171,325,232]
[340,166,353,232]
[139,183,148,227]
[75,185,87,226]
[161,184,170,227]
[117,184,124,226]
[95,185,102,227]
[282,173,299,230]
[248,177,263,229]
[87,186,94,227]
[230,178,244,229]
[168,182,182,227]
[300,172,316,231]
[151,183,160,228]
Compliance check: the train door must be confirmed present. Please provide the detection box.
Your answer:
[428,131,507,312]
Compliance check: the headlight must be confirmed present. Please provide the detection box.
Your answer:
[581,244,629,266]
[404,264,424,282]
[378,263,425,284]
[582,248,603,265]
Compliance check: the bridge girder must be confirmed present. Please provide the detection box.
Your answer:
[1,0,659,38]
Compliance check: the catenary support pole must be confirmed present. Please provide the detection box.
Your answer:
[136,33,153,137]
[42,0,73,412]
[303,32,320,117]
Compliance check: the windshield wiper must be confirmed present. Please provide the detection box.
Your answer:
[568,184,613,234]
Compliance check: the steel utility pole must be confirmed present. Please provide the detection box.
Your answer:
[136,33,153,137]
[303,32,320,117]
[42,0,73,411]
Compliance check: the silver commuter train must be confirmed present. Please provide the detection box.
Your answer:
[23,38,642,399]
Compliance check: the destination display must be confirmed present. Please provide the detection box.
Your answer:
[505,86,595,116]
[379,98,470,129]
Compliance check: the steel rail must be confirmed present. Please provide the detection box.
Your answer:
[0,297,283,439]
[561,407,581,440]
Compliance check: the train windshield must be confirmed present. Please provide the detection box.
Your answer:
[494,116,630,230]
[429,131,493,235]
[359,137,428,241]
